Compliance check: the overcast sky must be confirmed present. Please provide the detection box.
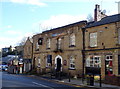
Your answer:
[0,0,119,48]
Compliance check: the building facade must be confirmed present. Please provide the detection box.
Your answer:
[85,14,120,79]
[32,21,87,77]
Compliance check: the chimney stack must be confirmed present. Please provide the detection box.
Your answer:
[94,4,107,21]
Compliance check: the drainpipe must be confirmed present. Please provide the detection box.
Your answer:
[82,26,86,83]
[31,43,34,70]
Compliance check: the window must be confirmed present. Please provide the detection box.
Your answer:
[86,56,101,67]
[105,55,113,75]
[57,38,61,49]
[69,34,75,46]
[36,42,39,51]
[118,55,120,75]
[46,38,51,49]
[69,56,75,69]
[37,58,41,67]
[38,38,43,45]
[118,28,120,44]
[46,55,52,67]
[89,32,97,47]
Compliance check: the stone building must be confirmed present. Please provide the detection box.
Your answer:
[85,14,120,79]
[23,37,33,73]
[32,21,87,77]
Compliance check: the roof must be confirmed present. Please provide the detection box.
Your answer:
[86,14,120,28]
[43,20,87,33]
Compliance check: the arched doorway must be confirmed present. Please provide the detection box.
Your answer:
[55,55,62,72]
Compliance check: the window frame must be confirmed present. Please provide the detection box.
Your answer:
[105,55,113,75]
[69,56,75,69]
[36,42,39,51]
[69,33,76,47]
[118,28,120,44]
[89,32,97,47]
[46,38,51,49]
[86,56,101,68]
[46,55,52,67]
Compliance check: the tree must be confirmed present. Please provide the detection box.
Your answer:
[86,14,94,22]
[18,37,27,46]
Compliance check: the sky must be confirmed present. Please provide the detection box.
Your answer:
[0,0,119,49]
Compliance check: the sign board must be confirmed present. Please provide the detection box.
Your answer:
[85,67,101,75]
[63,60,67,66]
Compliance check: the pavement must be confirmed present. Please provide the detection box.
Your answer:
[28,73,120,89]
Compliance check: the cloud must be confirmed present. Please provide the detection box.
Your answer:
[6,30,22,35]
[38,14,87,31]
[36,0,120,2]
[6,25,12,29]
[1,0,47,6]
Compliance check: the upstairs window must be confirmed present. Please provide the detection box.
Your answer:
[46,38,51,49]
[118,28,120,44]
[36,42,39,51]
[89,32,97,47]
[38,38,43,45]
[69,56,75,69]
[57,38,62,49]
[69,34,75,47]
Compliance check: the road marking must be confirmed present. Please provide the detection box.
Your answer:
[32,82,54,89]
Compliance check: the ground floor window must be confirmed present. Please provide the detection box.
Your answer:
[46,55,52,67]
[69,56,75,69]
[86,56,101,68]
[37,57,41,67]
[105,55,113,75]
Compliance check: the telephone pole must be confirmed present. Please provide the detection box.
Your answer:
[116,1,120,14]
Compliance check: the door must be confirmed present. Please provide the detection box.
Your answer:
[56,58,61,72]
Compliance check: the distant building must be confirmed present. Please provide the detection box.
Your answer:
[2,48,9,53]
[32,20,87,77]
[15,45,24,57]
[23,37,33,73]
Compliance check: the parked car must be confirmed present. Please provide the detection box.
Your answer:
[2,65,8,71]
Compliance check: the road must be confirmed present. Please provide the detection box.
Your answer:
[1,72,86,89]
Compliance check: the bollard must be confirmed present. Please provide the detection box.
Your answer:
[100,74,102,87]
[68,72,71,82]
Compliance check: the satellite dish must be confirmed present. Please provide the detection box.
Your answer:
[102,9,106,14]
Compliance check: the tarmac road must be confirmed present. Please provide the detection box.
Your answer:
[1,71,87,89]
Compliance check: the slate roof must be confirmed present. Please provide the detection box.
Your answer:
[86,14,120,28]
[43,20,87,33]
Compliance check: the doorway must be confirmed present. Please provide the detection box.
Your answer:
[55,55,62,72]
[56,58,61,72]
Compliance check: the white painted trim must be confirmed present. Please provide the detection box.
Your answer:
[55,55,62,71]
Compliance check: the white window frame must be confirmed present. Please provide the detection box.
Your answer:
[36,42,39,50]
[118,28,120,44]
[58,38,61,49]
[89,32,97,47]
[69,34,75,46]
[69,56,75,69]
[86,56,101,68]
